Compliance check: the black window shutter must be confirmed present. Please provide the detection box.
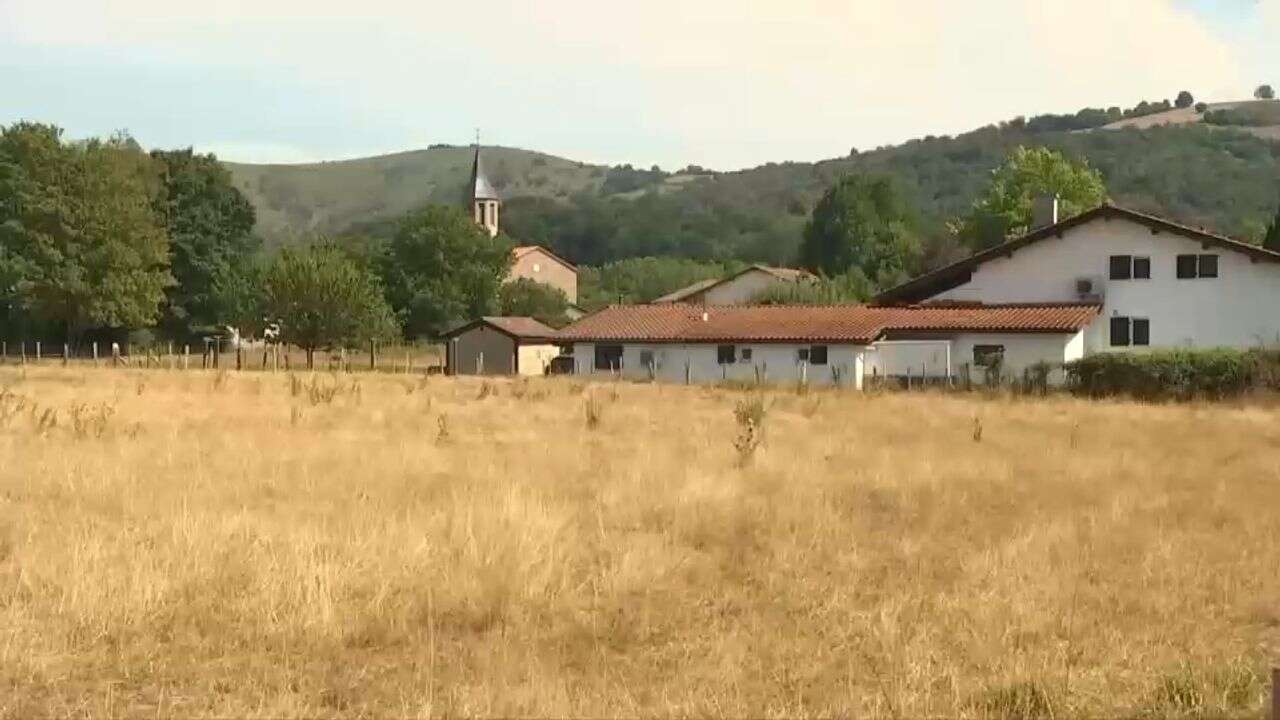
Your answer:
[1133,257,1151,279]
[1176,255,1197,279]
[809,345,828,365]
[1132,319,1150,346]
[1109,255,1131,280]
[1110,317,1131,347]
[1198,254,1218,278]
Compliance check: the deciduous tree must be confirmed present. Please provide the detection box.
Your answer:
[498,278,571,328]
[799,174,921,288]
[953,146,1106,250]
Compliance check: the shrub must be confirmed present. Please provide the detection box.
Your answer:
[1064,348,1280,400]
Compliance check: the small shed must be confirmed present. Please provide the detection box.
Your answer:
[442,316,561,376]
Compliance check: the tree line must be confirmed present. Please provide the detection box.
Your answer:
[0,122,570,365]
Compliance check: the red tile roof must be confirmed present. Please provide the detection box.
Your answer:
[554,302,1101,344]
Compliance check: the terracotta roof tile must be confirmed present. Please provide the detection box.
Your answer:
[554,303,1100,344]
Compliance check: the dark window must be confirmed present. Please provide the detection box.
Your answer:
[594,344,623,370]
[639,349,655,368]
[1176,254,1198,279]
[717,345,735,365]
[1133,256,1151,279]
[1110,316,1131,347]
[973,344,1005,367]
[1109,255,1131,280]
[808,345,828,365]
[1198,254,1218,278]
[739,348,753,363]
[1132,318,1150,346]
[797,348,809,362]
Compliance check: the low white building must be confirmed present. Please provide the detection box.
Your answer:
[654,265,816,305]
[554,303,1098,387]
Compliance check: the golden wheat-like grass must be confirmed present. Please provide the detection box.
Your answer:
[0,366,1278,718]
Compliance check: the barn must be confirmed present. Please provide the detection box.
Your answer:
[442,317,562,376]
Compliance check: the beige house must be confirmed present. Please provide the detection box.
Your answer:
[443,316,561,376]
[654,265,816,305]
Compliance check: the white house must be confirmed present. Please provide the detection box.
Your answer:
[654,265,816,305]
[554,302,1099,387]
[875,203,1280,360]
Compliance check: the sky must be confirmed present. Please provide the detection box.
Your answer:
[1,0,1276,170]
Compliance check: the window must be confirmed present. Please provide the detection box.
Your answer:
[797,347,809,362]
[1132,318,1150,346]
[1177,253,1219,279]
[1110,317,1150,347]
[1109,255,1131,280]
[1110,255,1150,280]
[717,345,736,365]
[594,344,623,370]
[1110,316,1131,347]
[739,348,753,363]
[638,349,655,368]
[973,344,1005,368]
[809,345,828,365]
[1133,256,1151,279]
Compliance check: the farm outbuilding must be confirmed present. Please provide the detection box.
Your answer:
[443,317,562,376]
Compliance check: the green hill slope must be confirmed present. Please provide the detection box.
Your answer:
[225,120,1280,269]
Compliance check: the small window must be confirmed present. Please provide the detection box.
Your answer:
[739,348,753,363]
[1132,318,1150,346]
[1133,256,1151,279]
[809,345,828,365]
[594,344,623,370]
[1198,254,1218,278]
[797,348,809,362]
[532,263,541,273]
[717,345,736,365]
[1109,255,1131,280]
[638,349,655,368]
[1176,254,1198,279]
[973,344,1005,368]
[1110,316,1131,347]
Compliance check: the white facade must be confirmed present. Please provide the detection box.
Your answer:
[570,342,865,388]
[932,216,1280,352]
[701,269,806,305]
[866,332,1084,385]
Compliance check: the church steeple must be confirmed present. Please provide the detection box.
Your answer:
[469,143,500,237]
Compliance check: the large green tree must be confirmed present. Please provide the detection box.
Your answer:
[498,278,571,328]
[151,148,258,340]
[263,243,397,368]
[576,257,746,311]
[799,174,921,288]
[0,123,171,342]
[954,145,1106,249]
[382,205,512,338]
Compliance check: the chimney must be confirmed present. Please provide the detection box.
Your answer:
[1031,194,1059,230]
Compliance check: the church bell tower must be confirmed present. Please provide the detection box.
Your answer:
[469,143,500,237]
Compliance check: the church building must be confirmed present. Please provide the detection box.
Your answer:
[468,145,579,307]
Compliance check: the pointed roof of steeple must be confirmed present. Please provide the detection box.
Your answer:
[470,144,500,202]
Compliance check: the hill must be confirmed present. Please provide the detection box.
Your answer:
[224,106,1280,268]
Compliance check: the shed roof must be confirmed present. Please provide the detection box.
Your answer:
[443,316,558,341]
[554,302,1100,345]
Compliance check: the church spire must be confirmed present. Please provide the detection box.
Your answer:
[469,141,500,237]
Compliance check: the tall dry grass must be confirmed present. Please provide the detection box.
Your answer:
[0,367,1278,717]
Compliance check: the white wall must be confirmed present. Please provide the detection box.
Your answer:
[572,342,864,388]
[517,343,560,376]
[864,333,1079,385]
[934,217,1280,351]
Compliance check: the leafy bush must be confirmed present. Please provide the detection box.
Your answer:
[1065,349,1280,400]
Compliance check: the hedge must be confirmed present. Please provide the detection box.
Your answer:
[1064,349,1280,400]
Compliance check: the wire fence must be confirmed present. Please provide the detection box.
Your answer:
[0,339,444,374]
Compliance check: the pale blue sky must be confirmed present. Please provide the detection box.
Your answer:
[1,1,1275,170]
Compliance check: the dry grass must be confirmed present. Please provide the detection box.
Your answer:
[1,367,1279,717]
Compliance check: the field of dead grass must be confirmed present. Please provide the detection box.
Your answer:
[0,366,1278,718]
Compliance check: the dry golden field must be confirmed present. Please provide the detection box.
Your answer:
[1,366,1279,718]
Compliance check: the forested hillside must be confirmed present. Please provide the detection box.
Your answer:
[227,121,1280,271]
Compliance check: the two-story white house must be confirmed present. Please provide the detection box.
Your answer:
[875,203,1280,363]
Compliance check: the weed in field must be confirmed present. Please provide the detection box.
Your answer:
[477,382,493,400]
[584,394,603,430]
[973,415,984,443]
[733,395,766,465]
[971,680,1054,720]
[307,376,340,405]
[436,414,450,443]
[70,402,115,440]
[34,407,57,437]
[288,374,303,397]
[212,370,229,391]
[290,406,304,427]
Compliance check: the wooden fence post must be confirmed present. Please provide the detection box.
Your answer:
[63,343,70,367]
[34,341,41,363]
[405,349,411,375]
[183,345,190,370]
[20,341,27,366]
[236,346,243,371]
[1,341,6,365]
[167,341,174,370]
[92,342,99,366]
[1271,667,1278,720]
[369,339,376,371]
